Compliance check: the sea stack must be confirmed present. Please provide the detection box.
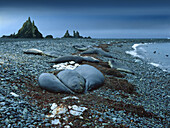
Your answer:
[62,30,90,39]
[2,17,43,38]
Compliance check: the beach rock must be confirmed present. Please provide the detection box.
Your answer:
[84,36,91,39]
[57,70,85,93]
[75,64,105,92]
[38,73,75,94]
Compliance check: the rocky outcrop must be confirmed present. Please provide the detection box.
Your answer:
[73,31,83,38]
[62,30,91,39]
[45,35,53,39]
[63,30,72,38]
[2,17,43,38]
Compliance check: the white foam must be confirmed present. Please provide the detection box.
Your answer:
[126,43,145,59]
[125,51,142,58]
[132,44,142,50]
[149,62,160,67]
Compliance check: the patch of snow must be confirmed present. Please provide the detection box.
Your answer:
[10,92,19,97]
[64,125,71,128]
[69,105,88,116]
[51,103,58,110]
[53,61,80,70]
[51,119,61,125]
[71,105,87,112]
[62,96,79,100]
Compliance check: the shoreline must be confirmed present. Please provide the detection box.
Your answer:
[0,38,169,127]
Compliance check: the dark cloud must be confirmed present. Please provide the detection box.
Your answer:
[0,0,170,38]
[1,0,170,8]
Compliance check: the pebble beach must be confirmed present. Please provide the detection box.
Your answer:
[0,38,169,127]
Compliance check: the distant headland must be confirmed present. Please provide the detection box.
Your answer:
[1,17,91,39]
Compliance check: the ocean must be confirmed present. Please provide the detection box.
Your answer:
[126,42,170,73]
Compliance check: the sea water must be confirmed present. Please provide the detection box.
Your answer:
[126,42,170,72]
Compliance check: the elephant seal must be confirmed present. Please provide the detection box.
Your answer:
[75,64,105,92]
[38,64,105,94]
[57,70,85,93]
[73,44,89,51]
[38,73,75,94]
[23,48,59,57]
[80,48,112,58]
[23,48,43,55]
[81,56,99,63]
[108,60,134,74]
[49,55,99,64]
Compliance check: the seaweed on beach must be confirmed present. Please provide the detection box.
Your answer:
[10,74,161,121]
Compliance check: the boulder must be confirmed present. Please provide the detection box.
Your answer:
[45,35,53,39]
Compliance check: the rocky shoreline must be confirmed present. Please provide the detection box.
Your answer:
[0,38,169,127]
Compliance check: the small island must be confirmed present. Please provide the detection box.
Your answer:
[2,17,43,38]
[1,17,92,39]
[62,30,91,39]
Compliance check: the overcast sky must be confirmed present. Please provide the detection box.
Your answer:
[0,0,170,38]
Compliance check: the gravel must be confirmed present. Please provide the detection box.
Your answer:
[0,38,169,127]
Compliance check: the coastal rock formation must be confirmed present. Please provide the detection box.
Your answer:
[45,35,53,39]
[63,30,72,38]
[2,17,43,38]
[73,30,83,38]
[62,30,91,39]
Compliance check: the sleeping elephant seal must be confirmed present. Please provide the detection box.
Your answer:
[75,64,105,92]
[49,55,84,64]
[23,48,44,55]
[80,48,113,58]
[38,73,75,94]
[57,70,85,93]
[49,55,99,64]
[38,64,105,94]
[108,60,134,74]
